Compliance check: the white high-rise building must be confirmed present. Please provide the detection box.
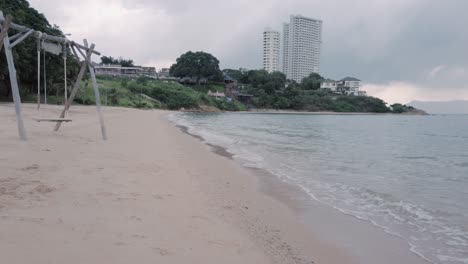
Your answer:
[282,15,322,83]
[262,28,280,73]
[282,23,290,74]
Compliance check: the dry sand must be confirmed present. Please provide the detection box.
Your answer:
[0,103,354,264]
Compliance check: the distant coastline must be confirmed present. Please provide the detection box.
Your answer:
[245,109,428,115]
[183,107,429,115]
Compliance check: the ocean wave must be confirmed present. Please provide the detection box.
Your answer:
[168,113,265,169]
[269,168,468,264]
[168,112,468,264]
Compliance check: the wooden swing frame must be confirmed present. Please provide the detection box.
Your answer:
[0,11,107,141]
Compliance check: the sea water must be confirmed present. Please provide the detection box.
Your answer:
[169,113,468,264]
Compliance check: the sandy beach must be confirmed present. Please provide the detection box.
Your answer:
[0,103,353,264]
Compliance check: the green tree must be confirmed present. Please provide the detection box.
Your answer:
[0,0,79,99]
[222,68,244,81]
[100,56,118,64]
[301,72,324,90]
[169,51,222,85]
[118,57,134,67]
[241,70,286,95]
[100,56,134,67]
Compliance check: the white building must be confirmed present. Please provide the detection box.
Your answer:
[207,90,226,100]
[320,77,367,96]
[158,68,171,78]
[282,15,322,83]
[320,79,338,91]
[262,28,280,73]
[95,64,142,77]
[95,64,157,77]
[282,23,290,74]
[338,77,366,96]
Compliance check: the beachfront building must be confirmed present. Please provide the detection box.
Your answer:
[320,79,338,91]
[320,77,367,96]
[158,68,171,78]
[95,64,157,77]
[207,90,226,100]
[337,77,366,96]
[282,15,323,83]
[282,23,290,74]
[141,67,157,77]
[95,64,142,77]
[263,28,280,73]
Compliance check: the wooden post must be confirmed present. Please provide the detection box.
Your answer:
[63,44,68,116]
[0,14,12,52]
[84,39,107,140]
[70,45,81,61]
[9,29,34,49]
[43,49,47,104]
[53,43,94,131]
[37,38,41,111]
[1,20,27,140]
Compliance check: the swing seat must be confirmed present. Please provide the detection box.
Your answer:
[33,117,72,122]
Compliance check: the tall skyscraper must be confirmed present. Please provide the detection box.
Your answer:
[282,15,322,83]
[282,23,290,74]
[262,28,280,73]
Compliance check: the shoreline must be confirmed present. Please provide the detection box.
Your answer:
[245,109,428,115]
[180,108,429,115]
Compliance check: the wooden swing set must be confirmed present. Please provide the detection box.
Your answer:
[0,11,107,141]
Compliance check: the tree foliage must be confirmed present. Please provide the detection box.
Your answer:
[169,51,222,84]
[240,70,286,95]
[0,0,79,99]
[100,56,134,67]
[222,68,244,81]
[390,103,416,113]
[234,69,391,112]
[301,72,324,90]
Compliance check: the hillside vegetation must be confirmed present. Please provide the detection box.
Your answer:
[73,77,246,111]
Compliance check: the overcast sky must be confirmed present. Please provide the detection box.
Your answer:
[28,0,468,103]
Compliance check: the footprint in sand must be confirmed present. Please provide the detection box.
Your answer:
[152,193,174,200]
[129,215,143,222]
[113,241,128,246]
[19,164,39,171]
[30,184,56,194]
[152,247,170,256]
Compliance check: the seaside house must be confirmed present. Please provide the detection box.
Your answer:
[141,67,157,77]
[207,90,226,100]
[95,64,157,77]
[337,77,364,96]
[320,79,338,92]
[224,73,238,97]
[158,68,171,78]
[222,72,254,104]
[320,77,367,96]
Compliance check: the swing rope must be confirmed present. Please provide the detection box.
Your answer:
[34,38,73,122]
[63,43,68,117]
[36,32,42,112]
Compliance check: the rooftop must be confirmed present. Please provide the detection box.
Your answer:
[340,77,361,82]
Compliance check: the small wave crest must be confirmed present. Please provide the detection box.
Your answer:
[168,113,265,168]
[269,167,468,264]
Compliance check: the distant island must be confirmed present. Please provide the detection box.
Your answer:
[408,100,468,114]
